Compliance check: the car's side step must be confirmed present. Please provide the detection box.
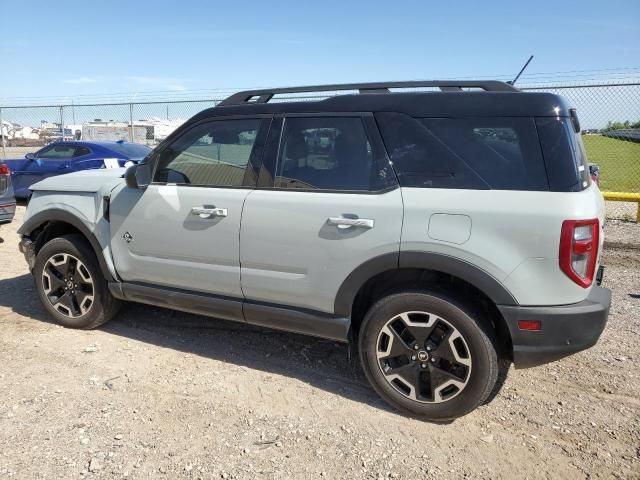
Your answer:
[108,282,350,342]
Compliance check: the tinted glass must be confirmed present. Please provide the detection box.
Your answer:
[37,145,77,159]
[73,147,91,157]
[376,112,548,190]
[106,142,152,158]
[154,119,260,187]
[535,117,590,192]
[275,117,377,191]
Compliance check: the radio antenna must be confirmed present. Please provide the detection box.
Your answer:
[508,55,534,85]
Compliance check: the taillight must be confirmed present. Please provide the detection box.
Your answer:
[0,164,9,176]
[559,219,599,288]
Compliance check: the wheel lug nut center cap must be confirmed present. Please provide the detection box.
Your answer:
[417,350,429,362]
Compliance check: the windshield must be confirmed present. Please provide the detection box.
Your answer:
[107,143,152,158]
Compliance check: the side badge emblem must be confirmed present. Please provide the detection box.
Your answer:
[123,232,134,244]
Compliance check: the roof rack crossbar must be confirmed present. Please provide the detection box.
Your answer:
[218,80,518,106]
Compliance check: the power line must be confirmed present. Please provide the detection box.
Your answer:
[2,68,640,106]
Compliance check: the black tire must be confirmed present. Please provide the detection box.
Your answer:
[358,290,499,421]
[34,234,120,329]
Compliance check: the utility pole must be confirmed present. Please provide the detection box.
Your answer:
[60,106,64,140]
[0,108,6,159]
[129,103,134,142]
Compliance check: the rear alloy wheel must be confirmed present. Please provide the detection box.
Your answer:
[376,311,472,403]
[34,235,120,329]
[359,291,499,421]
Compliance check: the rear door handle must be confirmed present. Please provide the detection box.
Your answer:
[191,206,228,218]
[327,217,374,229]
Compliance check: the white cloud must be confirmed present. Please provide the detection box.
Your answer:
[63,76,98,84]
[126,76,189,91]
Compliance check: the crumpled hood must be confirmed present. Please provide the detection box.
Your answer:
[30,168,127,193]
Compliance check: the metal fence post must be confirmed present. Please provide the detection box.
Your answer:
[0,107,6,159]
[59,106,64,140]
[129,103,134,142]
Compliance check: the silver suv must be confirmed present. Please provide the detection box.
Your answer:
[0,160,16,229]
[17,81,611,420]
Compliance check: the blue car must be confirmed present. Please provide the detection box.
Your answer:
[5,140,152,199]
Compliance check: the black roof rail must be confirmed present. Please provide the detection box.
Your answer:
[218,80,519,106]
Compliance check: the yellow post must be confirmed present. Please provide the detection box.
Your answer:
[602,192,640,223]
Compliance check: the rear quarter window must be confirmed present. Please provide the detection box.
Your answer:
[375,112,548,191]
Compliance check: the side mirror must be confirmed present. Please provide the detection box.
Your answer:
[125,163,151,189]
[25,153,35,161]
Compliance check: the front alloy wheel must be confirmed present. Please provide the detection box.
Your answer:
[34,234,120,329]
[42,253,95,318]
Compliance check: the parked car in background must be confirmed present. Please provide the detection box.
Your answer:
[5,140,151,199]
[589,164,600,187]
[0,161,16,229]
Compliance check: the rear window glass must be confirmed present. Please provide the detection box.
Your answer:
[376,113,548,191]
[535,117,589,192]
[106,142,152,158]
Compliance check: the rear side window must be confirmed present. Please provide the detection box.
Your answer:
[107,142,152,158]
[376,112,549,191]
[274,117,387,191]
[73,147,91,157]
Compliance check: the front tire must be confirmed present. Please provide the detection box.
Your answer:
[359,291,499,421]
[34,234,120,329]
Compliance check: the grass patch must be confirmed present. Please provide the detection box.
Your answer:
[582,135,640,192]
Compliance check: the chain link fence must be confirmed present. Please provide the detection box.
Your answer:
[520,82,640,222]
[1,82,639,220]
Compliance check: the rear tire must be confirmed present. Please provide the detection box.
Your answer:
[358,290,499,421]
[34,234,120,329]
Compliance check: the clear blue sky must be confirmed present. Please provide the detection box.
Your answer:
[2,0,639,102]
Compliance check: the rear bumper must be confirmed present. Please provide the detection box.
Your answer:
[499,285,611,368]
[0,201,16,225]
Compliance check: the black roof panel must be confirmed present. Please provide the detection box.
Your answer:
[197,91,572,120]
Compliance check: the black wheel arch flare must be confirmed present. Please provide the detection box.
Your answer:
[334,251,519,318]
[18,209,115,283]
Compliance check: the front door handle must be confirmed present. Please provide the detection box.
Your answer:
[327,216,375,229]
[191,206,228,219]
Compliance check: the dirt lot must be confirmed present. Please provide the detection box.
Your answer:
[0,206,638,479]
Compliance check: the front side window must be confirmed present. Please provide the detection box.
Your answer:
[275,117,381,191]
[37,145,78,159]
[153,119,260,187]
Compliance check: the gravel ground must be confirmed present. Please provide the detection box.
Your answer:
[605,219,640,249]
[0,206,639,480]
[605,202,639,223]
